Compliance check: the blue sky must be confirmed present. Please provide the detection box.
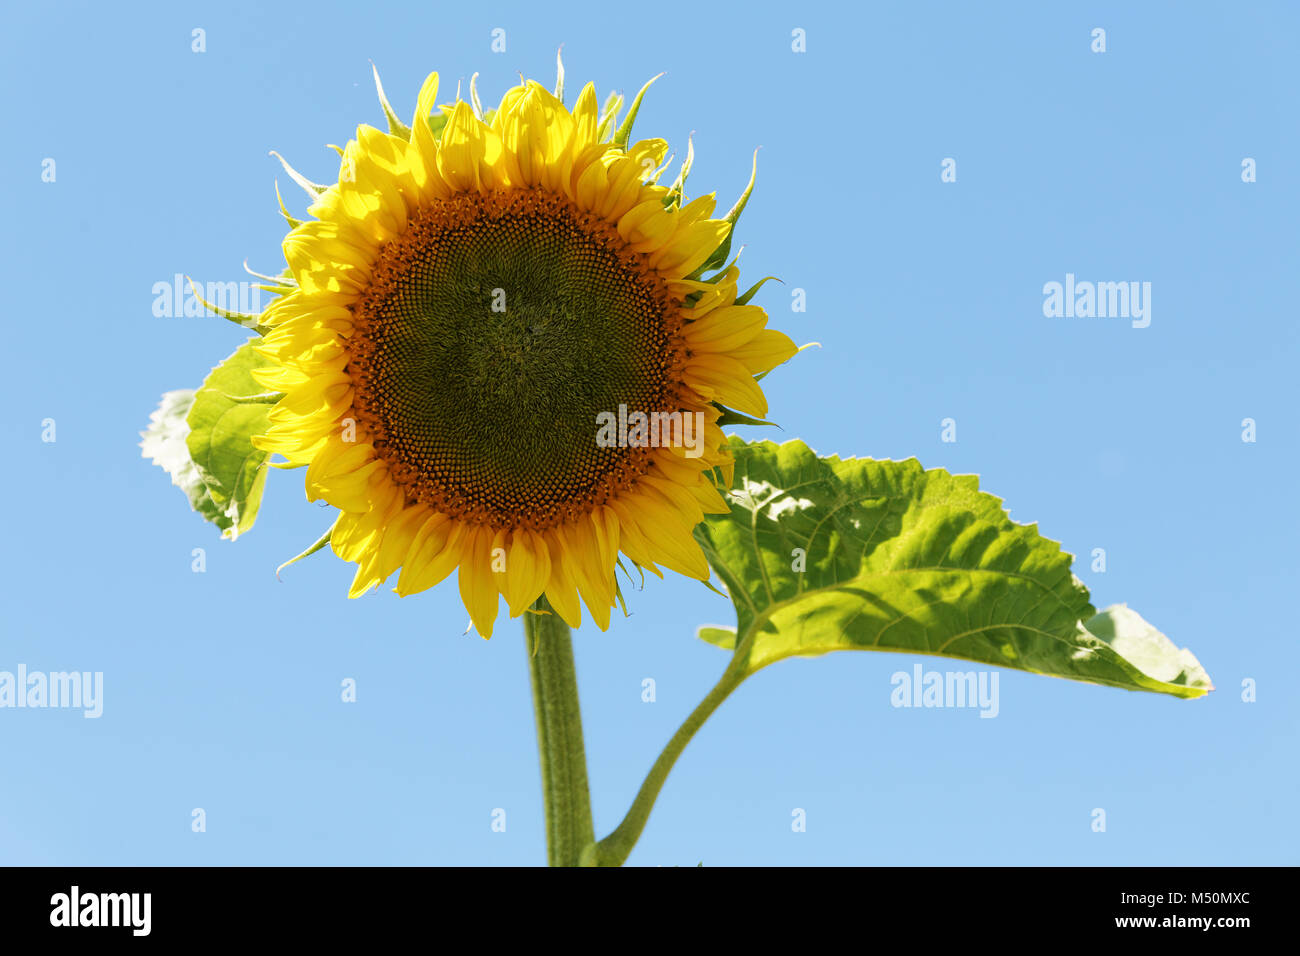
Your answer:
[1,0,1295,865]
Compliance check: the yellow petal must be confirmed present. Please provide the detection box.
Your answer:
[683,355,768,417]
[682,305,769,352]
[438,102,490,193]
[348,503,427,597]
[542,531,583,628]
[728,329,799,374]
[617,199,678,251]
[608,495,710,580]
[503,529,551,617]
[650,219,731,276]
[397,516,467,596]
[458,526,502,638]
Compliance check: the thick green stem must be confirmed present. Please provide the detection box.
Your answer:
[589,662,746,867]
[524,598,595,866]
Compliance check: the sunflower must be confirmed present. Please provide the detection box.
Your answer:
[251,65,796,636]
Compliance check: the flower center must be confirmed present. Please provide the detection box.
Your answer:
[347,187,684,530]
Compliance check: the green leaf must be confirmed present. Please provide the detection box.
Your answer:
[140,389,228,529]
[696,626,737,650]
[1080,605,1213,694]
[593,439,1214,867]
[696,438,1211,699]
[185,341,280,539]
[141,341,281,539]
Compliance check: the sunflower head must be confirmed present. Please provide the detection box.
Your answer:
[251,63,797,636]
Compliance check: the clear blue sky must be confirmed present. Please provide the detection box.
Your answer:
[1,0,1295,865]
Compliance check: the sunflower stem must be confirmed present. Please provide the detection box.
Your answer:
[524,598,595,866]
[589,660,746,866]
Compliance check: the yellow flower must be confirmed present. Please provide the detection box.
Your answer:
[252,68,797,636]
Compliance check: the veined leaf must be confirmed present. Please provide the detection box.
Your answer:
[596,438,1214,865]
[141,341,280,539]
[695,439,1211,699]
[140,389,227,529]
